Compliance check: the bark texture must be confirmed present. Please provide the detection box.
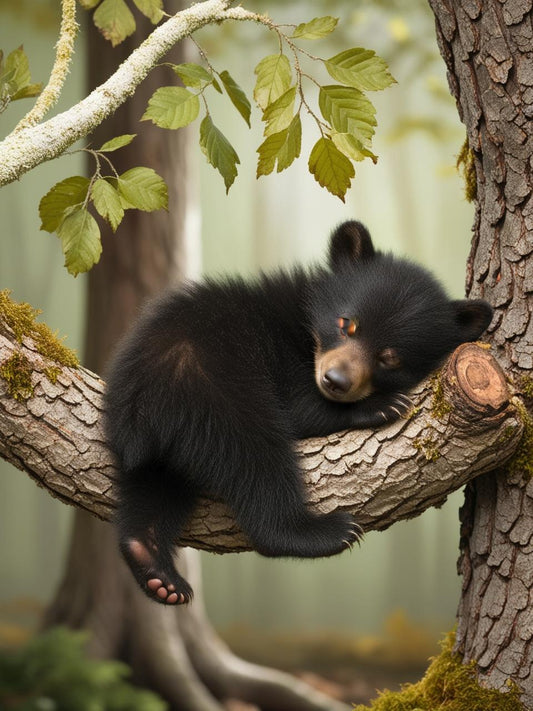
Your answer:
[0,322,523,550]
[428,0,533,704]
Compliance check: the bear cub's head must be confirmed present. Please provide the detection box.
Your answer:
[312,221,493,403]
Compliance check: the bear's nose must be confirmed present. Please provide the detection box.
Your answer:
[323,368,351,394]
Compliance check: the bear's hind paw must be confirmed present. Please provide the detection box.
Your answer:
[122,537,193,605]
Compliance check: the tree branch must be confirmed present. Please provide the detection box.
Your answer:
[0,0,258,186]
[0,316,523,553]
[14,0,78,132]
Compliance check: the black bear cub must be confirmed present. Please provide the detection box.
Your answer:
[104,221,492,605]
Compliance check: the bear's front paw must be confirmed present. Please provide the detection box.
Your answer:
[255,510,363,559]
[350,392,414,429]
[378,393,414,424]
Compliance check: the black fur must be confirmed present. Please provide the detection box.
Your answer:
[104,221,493,604]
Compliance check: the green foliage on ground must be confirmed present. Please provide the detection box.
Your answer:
[0,626,168,711]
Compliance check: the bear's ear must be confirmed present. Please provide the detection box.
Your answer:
[328,221,375,270]
[452,299,493,343]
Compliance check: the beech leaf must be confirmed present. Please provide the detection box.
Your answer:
[117,167,168,212]
[132,0,163,24]
[262,86,296,137]
[57,207,102,276]
[291,16,338,40]
[98,134,136,152]
[39,177,91,233]
[142,86,200,129]
[219,70,251,127]
[171,63,214,90]
[308,137,354,202]
[325,48,395,92]
[254,54,292,111]
[93,0,136,47]
[91,178,124,232]
[319,85,377,147]
[199,115,240,193]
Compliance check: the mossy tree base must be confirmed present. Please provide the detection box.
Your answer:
[354,631,523,711]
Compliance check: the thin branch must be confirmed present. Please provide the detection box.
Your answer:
[0,1,258,187]
[14,0,78,132]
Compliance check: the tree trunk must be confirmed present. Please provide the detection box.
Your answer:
[41,7,351,710]
[428,0,533,704]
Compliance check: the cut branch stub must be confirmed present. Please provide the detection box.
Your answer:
[0,322,524,554]
[445,343,510,421]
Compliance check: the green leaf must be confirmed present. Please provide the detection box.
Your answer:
[254,53,292,111]
[256,115,301,177]
[78,0,101,9]
[57,207,102,276]
[219,70,251,127]
[319,85,376,147]
[325,48,396,91]
[117,167,168,212]
[171,62,214,89]
[142,86,200,129]
[11,83,41,100]
[257,129,288,177]
[39,176,91,233]
[5,46,30,89]
[262,86,296,137]
[277,114,302,172]
[308,137,354,202]
[98,134,136,152]
[292,16,338,40]
[132,0,163,23]
[91,178,124,231]
[1,46,42,102]
[93,0,136,47]
[199,115,239,193]
[332,132,378,163]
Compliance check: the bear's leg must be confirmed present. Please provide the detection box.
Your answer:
[216,439,362,559]
[116,469,196,605]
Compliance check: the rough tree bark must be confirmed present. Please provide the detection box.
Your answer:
[428,0,533,705]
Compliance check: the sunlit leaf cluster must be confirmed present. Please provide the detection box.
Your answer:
[39,135,168,276]
[80,0,164,46]
[141,15,394,201]
[31,8,396,277]
[0,46,42,114]
[142,60,250,194]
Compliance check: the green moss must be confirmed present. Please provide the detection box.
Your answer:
[44,366,61,384]
[0,289,78,368]
[0,291,79,401]
[506,398,533,480]
[456,137,477,203]
[430,374,452,420]
[0,352,34,401]
[518,375,533,400]
[413,435,440,462]
[354,631,524,711]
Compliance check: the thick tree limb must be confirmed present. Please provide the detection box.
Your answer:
[0,320,523,553]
